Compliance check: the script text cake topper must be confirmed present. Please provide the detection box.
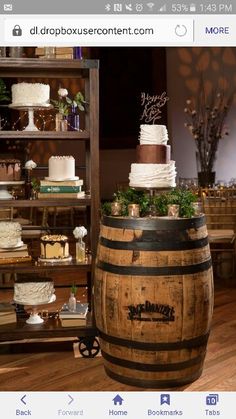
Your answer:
[140,91,169,124]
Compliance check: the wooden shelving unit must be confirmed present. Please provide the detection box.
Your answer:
[0,58,100,352]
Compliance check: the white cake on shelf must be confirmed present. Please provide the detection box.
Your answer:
[48,156,77,181]
[11,82,50,107]
[129,124,176,188]
[0,221,23,248]
[14,280,55,305]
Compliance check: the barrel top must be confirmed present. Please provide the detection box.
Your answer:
[102,215,206,231]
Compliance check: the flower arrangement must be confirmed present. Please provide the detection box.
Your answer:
[73,226,87,263]
[184,78,234,182]
[25,160,37,170]
[51,87,86,116]
[73,226,87,239]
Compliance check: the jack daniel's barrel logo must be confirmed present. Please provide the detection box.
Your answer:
[128,301,175,322]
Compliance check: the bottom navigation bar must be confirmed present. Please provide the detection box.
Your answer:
[0,391,234,418]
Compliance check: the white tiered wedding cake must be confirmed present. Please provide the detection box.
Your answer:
[129,124,176,188]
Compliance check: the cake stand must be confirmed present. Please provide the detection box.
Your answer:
[0,180,25,200]
[8,103,53,131]
[14,294,56,325]
[38,255,72,264]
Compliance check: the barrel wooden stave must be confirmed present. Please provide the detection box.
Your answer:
[95,271,212,342]
[101,340,206,365]
[94,216,214,387]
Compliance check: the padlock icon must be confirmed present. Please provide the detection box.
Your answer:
[12,25,22,36]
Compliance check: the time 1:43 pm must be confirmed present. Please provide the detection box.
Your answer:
[200,3,233,13]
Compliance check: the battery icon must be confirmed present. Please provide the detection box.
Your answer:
[189,3,196,12]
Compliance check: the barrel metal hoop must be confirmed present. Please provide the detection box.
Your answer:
[99,236,209,251]
[105,367,202,388]
[102,215,206,230]
[98,330,210,351]
[101,350,205,372]
[96,258,212,276]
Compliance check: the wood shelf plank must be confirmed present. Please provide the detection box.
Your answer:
[0,319,97,341]
[0,58,99,78]
[0,197,91,207]
[0,131,90,141]
[0,259,92,274]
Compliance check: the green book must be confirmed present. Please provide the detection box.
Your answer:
[40,185,82,193]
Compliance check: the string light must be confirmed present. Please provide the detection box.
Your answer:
[0,117,7,129]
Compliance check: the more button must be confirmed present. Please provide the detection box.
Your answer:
[205,26,230,35]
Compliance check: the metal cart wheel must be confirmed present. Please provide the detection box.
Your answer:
[78,337,100,358]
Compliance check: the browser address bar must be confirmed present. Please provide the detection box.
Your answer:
[4,17,194,46]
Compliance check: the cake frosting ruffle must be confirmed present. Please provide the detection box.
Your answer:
[14,281,55,305]
[0,221,22,248]
[11,82,50,107]
[139,124,168,145]
[129,162,176,188]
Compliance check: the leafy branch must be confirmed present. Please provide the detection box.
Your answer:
[184,76,235,173]
[0,79,10,102]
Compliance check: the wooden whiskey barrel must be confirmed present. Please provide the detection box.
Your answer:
[94,215,214,388]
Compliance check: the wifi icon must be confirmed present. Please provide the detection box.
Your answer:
[147,2,155,10]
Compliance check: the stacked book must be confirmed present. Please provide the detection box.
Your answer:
[59,302,89,327]
[0,302,16,325]
[0,244,31,265]
[35,47,74,59]
[38,179,85,199]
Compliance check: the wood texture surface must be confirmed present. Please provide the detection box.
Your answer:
[94,218,214,387]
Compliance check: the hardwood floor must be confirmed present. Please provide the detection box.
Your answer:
[0,283,236,391]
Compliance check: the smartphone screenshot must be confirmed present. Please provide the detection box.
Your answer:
[0,0,235,417]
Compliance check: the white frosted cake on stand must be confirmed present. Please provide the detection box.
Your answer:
[129,124,176,189]
[9,82,51,131]
[14,279,56,324]
[11,82,50,107]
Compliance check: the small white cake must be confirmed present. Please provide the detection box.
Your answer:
[48,156,76,181]
[14,280,55,305]
[0,221,22,248]
[11,82,50,107]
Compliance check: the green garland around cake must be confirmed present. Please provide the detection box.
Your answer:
[102,188,198,218]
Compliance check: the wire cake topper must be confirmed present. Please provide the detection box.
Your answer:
[140,91,169,124]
